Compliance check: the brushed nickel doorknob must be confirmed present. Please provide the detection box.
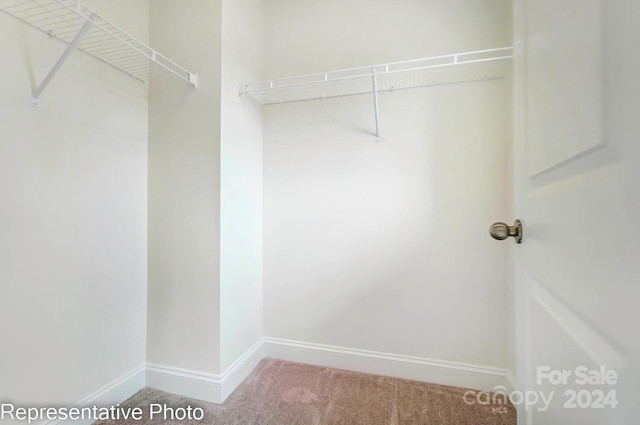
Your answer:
[490,219,522,244]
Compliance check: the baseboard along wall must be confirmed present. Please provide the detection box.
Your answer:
[145,339,265,404]
[47,337,512,423]
[45,365,146,425]
[263,337,509,392]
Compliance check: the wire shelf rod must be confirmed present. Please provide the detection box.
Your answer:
[19,8,66,20]
[82,43,131,56]
[260,76,504,106]
[22,5,75,27]
[243,47,513,93]
[78,37,127,50]
[240,46,512,142]
[97,48,146,62]
[124,65,150,72]
[4,2,38,11]
[108,53,149,64]
[45,21,88,33]
[101,58,148,71]
[245,53,512,94]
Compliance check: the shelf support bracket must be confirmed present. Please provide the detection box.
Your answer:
[371,68,381,143]
[31,18,95,107]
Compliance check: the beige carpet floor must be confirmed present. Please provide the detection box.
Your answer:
[96,359,516,425]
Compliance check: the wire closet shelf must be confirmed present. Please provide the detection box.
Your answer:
[0,0,198,105]
[240,47,513,105]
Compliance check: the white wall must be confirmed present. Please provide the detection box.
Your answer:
[219,0,265,371]
[147,0,223,374]
[0,0,148,406]
[1,0,514,408]
[263,0,513,368]
[263,0,512,77]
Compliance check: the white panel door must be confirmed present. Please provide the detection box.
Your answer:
[513,0,640,424]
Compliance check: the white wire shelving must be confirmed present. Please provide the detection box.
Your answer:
[240,47,513,142]
[0,0,198,106]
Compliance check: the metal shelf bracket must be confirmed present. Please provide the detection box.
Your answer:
[31,18,94,107]
[371,67,381,143]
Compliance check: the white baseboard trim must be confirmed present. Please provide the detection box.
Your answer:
[46,364,146,425]
[45,338,509,420]
[145,363,222,404]
[146,339,265,404]
[264,337,509,392]
[220,339,266,401]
